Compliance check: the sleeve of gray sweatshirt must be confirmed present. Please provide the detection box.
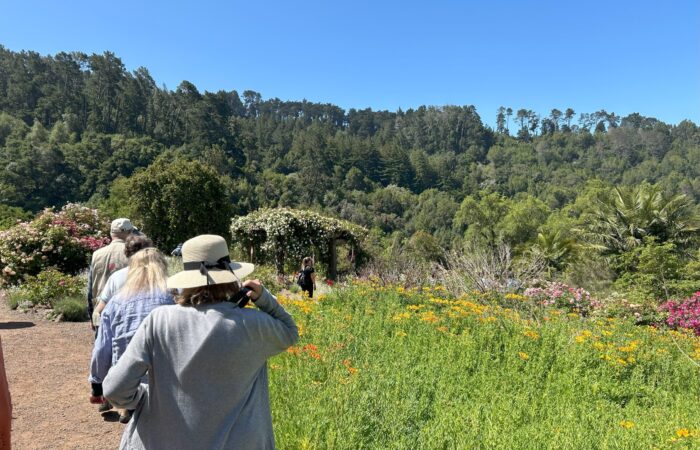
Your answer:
[103,288,298,410]
[250,287,300,354]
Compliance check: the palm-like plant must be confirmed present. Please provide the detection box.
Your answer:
[532,228,580,274]
[579,185,700,254]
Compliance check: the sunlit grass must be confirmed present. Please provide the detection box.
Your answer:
[269,283,700,449]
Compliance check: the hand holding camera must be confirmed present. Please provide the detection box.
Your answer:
[230,280,264,308]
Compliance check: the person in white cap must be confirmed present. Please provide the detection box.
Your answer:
[103,234,299,450]
[87,218,134,333]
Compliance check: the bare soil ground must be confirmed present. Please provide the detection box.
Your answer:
[0,299,123,449]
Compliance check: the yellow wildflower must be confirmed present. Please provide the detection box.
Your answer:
[518,352,529,360]
[420,311,439,323]
[392,312,411,321]
[523,330,540,340]
[620,420,635,429]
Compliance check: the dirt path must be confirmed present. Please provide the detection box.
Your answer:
[0,300,123,450]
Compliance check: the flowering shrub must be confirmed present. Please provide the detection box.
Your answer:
[231,208,366,273]
[596,292,663,325]
[0,203,110,285]
[5,268,84,308]
[660,292,700,335]
[524,281,600,315]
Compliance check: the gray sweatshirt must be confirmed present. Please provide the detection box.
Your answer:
[103,288,298,450]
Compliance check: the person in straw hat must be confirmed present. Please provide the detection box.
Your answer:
[103,234,299,450]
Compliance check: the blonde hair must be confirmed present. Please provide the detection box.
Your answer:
[301,256,313,270]
[118,247,168,298]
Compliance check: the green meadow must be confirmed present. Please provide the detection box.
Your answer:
[269,283,700,449]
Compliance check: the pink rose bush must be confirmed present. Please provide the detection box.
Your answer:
[524,282,600,315]
[659,292,700,335]
[0,203,110,285]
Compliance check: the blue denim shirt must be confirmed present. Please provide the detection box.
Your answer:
[89,290,174,383]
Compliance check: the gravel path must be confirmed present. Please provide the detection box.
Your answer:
[0,299,123,449]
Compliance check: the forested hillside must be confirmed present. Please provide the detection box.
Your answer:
[1,47,700,300]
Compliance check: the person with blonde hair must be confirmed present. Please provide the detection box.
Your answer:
[297,256,317,298]
[89,247,174,423]
[103,234,298,449]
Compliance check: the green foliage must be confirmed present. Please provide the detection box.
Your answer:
[0,203,109,284]
[2,47,700,297]
[5,268,84,308]
[613,239,696,303]
[0,203,31,230]
[455,192,510,248]
[270,285,700,448]
[250,264,286,294]
[51,296,88,321]
[127,158,234,249]
[579,184,700,255]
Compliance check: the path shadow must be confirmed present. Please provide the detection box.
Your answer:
[102,411,120,422]
[0,321,35,330]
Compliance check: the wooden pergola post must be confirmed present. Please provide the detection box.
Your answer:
[328,238,337,280]
[275,247,285,276]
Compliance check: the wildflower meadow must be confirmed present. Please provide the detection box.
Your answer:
[268,282,700,449]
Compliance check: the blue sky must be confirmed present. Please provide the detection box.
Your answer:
[1,0,698,127]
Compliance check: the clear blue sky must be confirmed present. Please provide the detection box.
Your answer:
[1,0,698,127]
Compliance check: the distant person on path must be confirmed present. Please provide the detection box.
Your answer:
[103,234,298,449]
[0,337,11,450]
[170,242,183,257]
[89,247,174,424]
[87,218,135,332]
[297,256,317,298]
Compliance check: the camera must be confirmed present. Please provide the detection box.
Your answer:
[230,287,252,308]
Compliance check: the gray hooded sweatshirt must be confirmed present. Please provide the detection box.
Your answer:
[103,288,298,450]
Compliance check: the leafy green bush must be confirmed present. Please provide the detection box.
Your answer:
[5,268,84,308]
[51,296,88,321]
[127,158,234,250]
[0,203,109,285]
[252,264,286,294]
[0,204,31,230]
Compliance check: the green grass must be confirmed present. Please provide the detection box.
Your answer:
[268,284,700,449]
[52,296,88,321]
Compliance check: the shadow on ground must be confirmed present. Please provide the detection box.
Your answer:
[0,321,35,330]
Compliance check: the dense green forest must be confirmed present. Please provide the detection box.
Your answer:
[1,47,700,302]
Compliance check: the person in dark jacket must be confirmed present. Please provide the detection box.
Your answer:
[297,256,317,298]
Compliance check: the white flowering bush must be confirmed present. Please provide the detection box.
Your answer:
[231,208,366,273]
[0,203,110,285]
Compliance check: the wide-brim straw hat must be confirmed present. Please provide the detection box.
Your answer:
[167,235,254,289]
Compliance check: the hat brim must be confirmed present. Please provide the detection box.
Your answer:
[167,262,255,290]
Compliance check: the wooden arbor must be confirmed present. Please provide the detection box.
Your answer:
[230,208,366,280]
